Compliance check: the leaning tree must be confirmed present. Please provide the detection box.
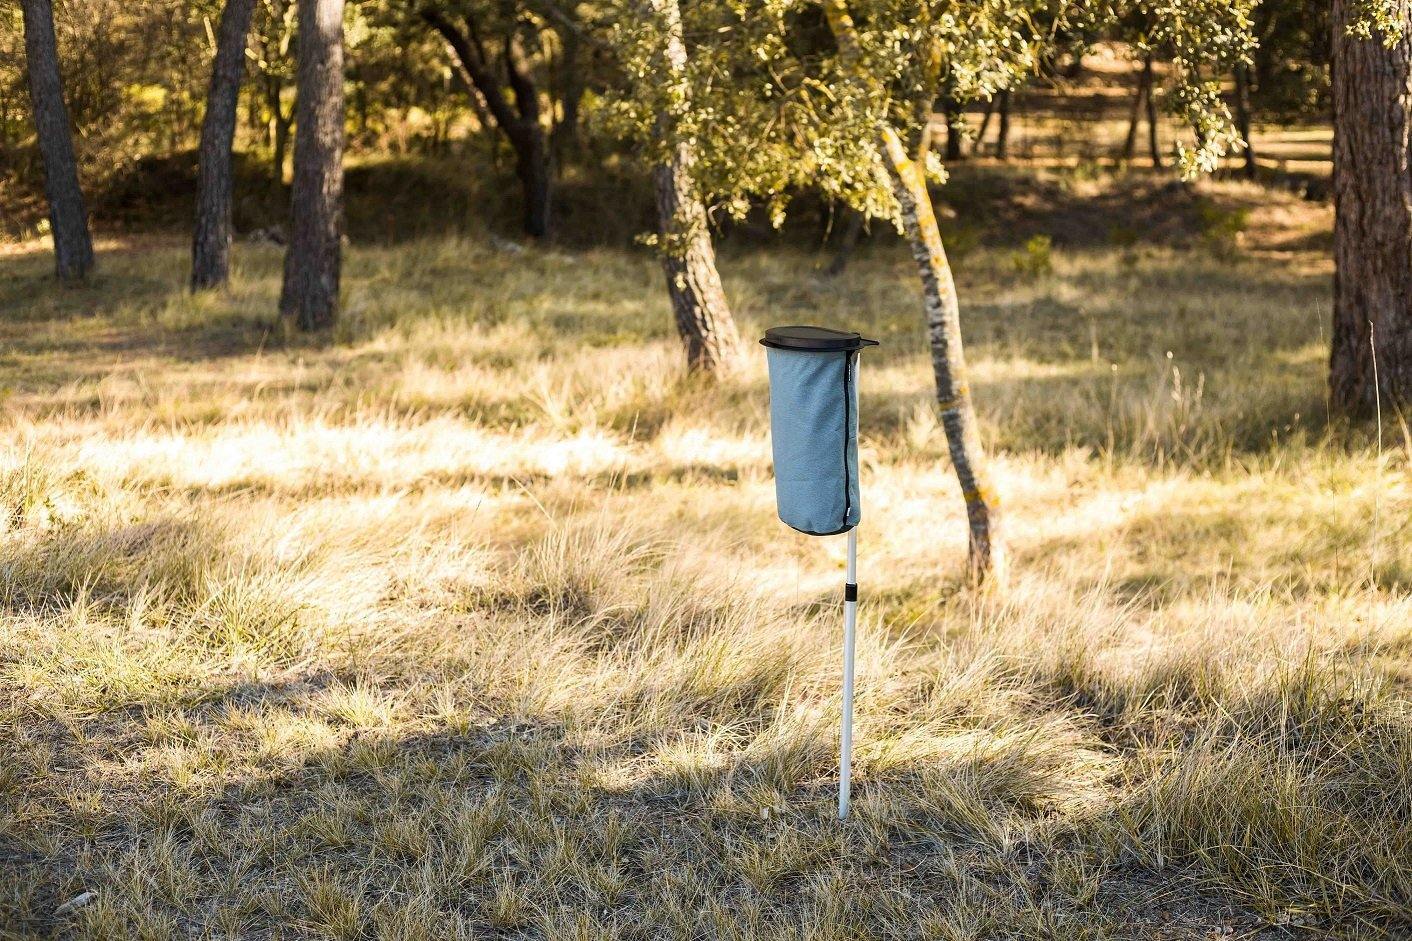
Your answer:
[669,0,1253,583]
[419,0,557,240]
[606,0,743,373]
[19,0,93,282]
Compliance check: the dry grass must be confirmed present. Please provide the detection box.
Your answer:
[1,184,1409,939]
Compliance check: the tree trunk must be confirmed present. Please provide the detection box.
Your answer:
[19,0,93,282]
[279,0,345,331]
[1234,62,1257,180]
[973,95,996,157]
[191,0,258,292]
[503,27,552,238]
[942,98,964,162]
[826,207,865,277]
[1330,0,1412,414]
[1146,69,1163,169]
[653,153,740,372]
[995,88,1012,162]
[266,74,292,184]
[421,8,553,239]
[517,134,552,239]
[649,0,740,373]
[273,106,291,182]
[550,28,584,165]
[823,0,1003,583]
[1122,56,1153,163]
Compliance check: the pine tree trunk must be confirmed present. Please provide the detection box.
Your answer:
[267,74,292,184]
[942,98,964,162]
[503,28,552,239]
[1330,0,1412,413]
[1234,62,1257,180]
[191,0,257,292]
[279,0,344,331]
[823,0,1004,583]
[995,89,1012,162]
[826,207,865,277]
[649,0,739,373]
[973,95,996,157]
[512,121,552,239]
[550,28,583,165]
[20,0,93,283]
[1122,57,1152,163]
[421,9,553,240]
[1146,69,1163,169]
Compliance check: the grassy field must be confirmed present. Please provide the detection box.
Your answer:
[1,177,1409,940]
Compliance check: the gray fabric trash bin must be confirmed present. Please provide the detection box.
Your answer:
[761,325,879,536]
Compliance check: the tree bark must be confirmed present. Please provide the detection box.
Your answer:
[648,0,740,373]
[20,0,93,282]
[550,26,584,165]
[265,73,293,183]
[1122,56,1153,163]
[823,0,1003,583]
[503,26,551,238]
[653,152,740,372]
[1330,0,1412,414]
[973,95,997,157]
[995,88,1012,162]
[1234,62,1257,180]
[826,207,865,277]
[1146,67,1163,169]
[421,7,552,239]
[279,0,345,331]
[192,0,258,292]
[942,98,964,162]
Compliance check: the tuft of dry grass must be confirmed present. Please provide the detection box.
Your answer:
[1,197,1409,939]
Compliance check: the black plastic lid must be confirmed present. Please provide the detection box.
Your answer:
[759,325,880,352]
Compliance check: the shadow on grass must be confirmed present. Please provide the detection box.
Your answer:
[0,700,1281,940]
[11,661,1408,937]
[3,499,1408,938]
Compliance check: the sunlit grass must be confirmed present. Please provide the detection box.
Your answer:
[1,199,1409,939]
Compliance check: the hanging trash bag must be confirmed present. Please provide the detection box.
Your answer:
[761,325,879,536]
[761,324,879,820]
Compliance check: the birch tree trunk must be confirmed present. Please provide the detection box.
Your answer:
[823,0,1003,582]
[191,0,257,292]
[1330,0,1412,413]
[20,0,93,283]
[648,0,740,373]
[279,0,345,331]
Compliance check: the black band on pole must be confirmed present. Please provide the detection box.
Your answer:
[844,583,858,602]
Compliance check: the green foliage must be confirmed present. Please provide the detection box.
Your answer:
[1196,199,1249,255]
[1247,0,1331,124]
[604,0,1262,234]
[1346,0,1407,46]
[1010,233,1053,277]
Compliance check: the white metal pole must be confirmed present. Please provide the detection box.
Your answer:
[840,524,858,820]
